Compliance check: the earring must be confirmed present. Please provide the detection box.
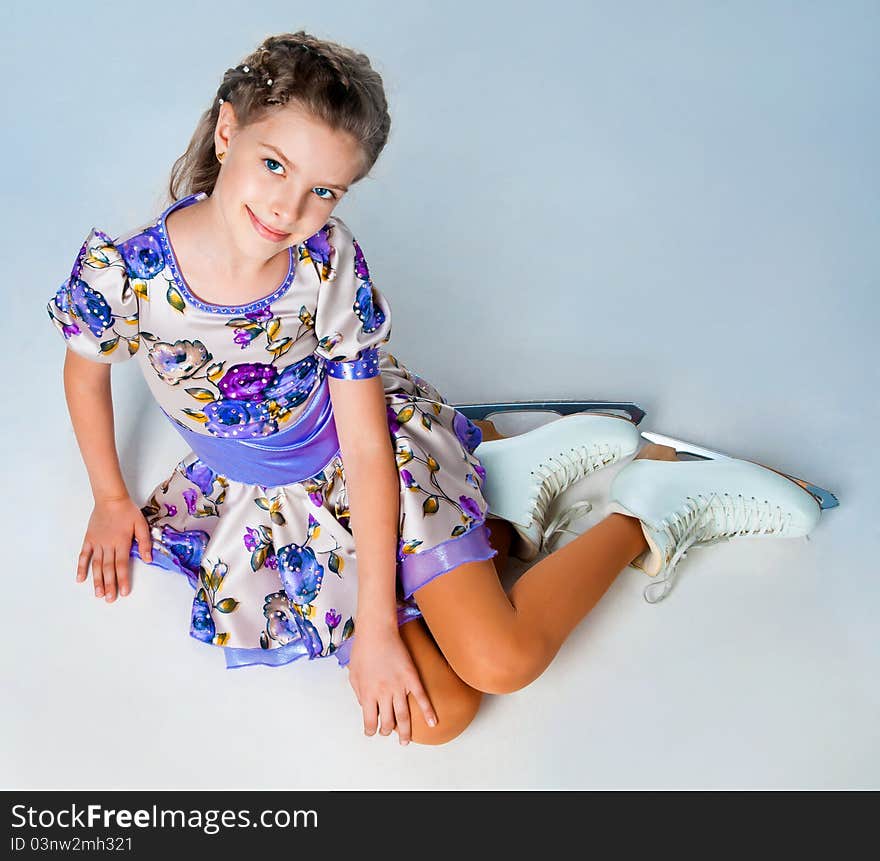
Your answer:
[217,151,226,162]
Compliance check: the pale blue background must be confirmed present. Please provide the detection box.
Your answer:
[4,0,878,789]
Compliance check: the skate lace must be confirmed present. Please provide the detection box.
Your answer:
[646,491,794,604]
[532,442,624,553]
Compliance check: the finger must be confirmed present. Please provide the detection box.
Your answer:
[363,698,379,737]
[91,546,105,597]
[135,522,153,564]
[116,543,131,597]
[77,542,93,584]
[101,545,117,602]
[410,681,439,728]
[393,693,412,745]
[378,695,396,736]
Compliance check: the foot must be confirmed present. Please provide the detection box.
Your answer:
[608,451,823,603]
[475,413,641,561]
[633,441,678,462]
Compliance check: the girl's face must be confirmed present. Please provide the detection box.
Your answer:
[213,101,365,254]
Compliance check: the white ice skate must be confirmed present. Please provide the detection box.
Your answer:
[463,401,646,563]
[607,431,840,604]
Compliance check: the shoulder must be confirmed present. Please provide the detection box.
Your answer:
[300,215,351,281]
[302,215,374,285]
[111,215,169,283]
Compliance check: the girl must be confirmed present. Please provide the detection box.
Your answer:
[47,31,834,747]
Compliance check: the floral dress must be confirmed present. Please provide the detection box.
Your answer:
[46,191,497,670]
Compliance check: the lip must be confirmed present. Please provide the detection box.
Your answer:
[247,206,290,241]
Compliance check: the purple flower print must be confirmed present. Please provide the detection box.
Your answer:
[217,363,277,401]
[303,225,332,266]
[190,594,215,643]
[159,525,209,576]
[66,277,112,338]
[53,281,71,313]
[243,527,260,552]
[262,356,319,409]
[183,459,217,495]
[164,503,177,517]
[473,462,486,482]
[289,613,325,658]
[387,405,401,435]
[353,238,371,282]
[148,340,211,385]
[276,543,324,606]
[453,411,483,454]
[326,609,342,630]
[118,229,166,280]
[245,307,274,322]
[182,488,199,516]
[203,398,273,438]
[265,554,277,570]
[353,283,386,333]
[308,490,324,507]
[61,322,81,339]
[459,496,482,520]
[400,469,417,489]
[233,328,260,348]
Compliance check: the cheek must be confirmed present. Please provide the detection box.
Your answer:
[310,196,337,218]
[226,162,266,198]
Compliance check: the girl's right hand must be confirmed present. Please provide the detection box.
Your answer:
[76,496,154,603]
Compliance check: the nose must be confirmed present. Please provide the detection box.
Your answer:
[266,200,296,232]
[269,188,312,232]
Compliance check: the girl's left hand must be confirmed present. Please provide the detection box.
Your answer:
[347,624,437,745]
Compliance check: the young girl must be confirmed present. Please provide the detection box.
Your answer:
[47,31,834,747]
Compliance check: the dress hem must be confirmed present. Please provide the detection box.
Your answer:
[130,518,498,670]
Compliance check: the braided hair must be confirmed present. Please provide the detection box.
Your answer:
[168,31,392,202]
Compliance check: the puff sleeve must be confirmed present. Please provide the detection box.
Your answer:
[46,227,140,363]
[310,216,392,380]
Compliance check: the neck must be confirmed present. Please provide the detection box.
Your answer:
[187,193,287,283]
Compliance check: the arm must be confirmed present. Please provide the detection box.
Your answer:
[63,347,154,600]
[327,373,400,633]
[63,349,131,502]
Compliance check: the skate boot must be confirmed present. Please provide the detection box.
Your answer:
[607,431,839,604]
[475,412,641,562]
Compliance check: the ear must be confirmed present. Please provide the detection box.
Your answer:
[214,101,239,154]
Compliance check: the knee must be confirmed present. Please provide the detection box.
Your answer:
[407,684,483,746]
[450,635,547,696]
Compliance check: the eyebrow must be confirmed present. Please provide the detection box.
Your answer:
[259,142,350,192]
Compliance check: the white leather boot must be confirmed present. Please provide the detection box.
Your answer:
[607,454,829,603]
[475,413,641,562]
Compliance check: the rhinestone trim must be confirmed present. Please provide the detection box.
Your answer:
[155,191,297,315]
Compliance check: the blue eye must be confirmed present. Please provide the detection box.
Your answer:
[263,159,337,200]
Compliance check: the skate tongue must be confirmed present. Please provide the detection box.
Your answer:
[636,528,668,577]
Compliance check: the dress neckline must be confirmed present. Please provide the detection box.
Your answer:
[155,191,297,315]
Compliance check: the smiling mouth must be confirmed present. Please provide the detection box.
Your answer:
[247,206,290,240]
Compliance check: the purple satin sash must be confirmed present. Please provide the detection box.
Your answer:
[161,376,341,485]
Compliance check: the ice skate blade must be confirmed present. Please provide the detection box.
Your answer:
[453,400,646,425]
[640,431,839,511]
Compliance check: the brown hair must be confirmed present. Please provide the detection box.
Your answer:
[167,30,392,204]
